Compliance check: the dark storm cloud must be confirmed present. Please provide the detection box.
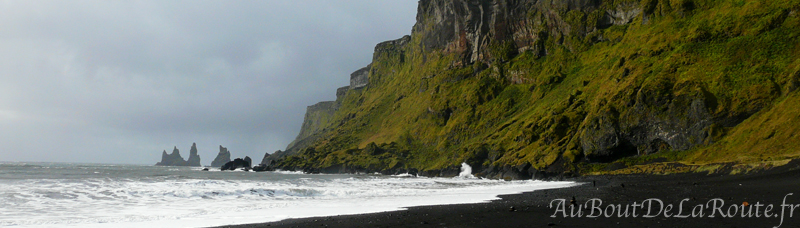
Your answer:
[0,1,418,164]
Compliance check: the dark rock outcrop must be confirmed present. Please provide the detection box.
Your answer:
[252,163,273,172]
[186,143,201,166]
[580,80,724,161]
[244,156,252,166]
[210,145,232,167]
[254,152,277,172]
[221,157,252,171]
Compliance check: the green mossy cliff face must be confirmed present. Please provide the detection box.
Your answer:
[267,0,800,179]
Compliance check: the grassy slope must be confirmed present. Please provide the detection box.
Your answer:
[276,0,800,176]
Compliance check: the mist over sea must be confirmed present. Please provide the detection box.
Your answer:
[0,162,576,228]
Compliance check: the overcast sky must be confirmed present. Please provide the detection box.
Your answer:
[0,1,418,165]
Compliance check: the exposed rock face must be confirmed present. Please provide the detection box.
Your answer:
[186,143,201,166]
[605,1,642,26]
[580,80,724,161]
[210,145,232,167]
[155,146,188,166]
[413,0,641,64]
[349,66,370,90]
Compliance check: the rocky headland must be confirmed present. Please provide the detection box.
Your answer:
[260,0,800,179]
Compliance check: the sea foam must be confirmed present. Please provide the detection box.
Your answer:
[0,163,577,228]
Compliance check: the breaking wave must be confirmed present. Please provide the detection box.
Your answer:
[0,162,576,228]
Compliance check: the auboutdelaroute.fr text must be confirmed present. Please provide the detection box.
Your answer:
[550,193,800,228]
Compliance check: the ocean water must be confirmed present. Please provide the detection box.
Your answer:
[0,162,577,228]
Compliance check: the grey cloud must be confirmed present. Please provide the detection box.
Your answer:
[0,1,417,164]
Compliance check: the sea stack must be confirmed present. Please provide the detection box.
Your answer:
[211,145,232,167]
[155,144,202,166]
[186,142,201,167]
[155,146,188,166]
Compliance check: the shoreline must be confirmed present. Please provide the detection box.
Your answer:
[212,161,800,228]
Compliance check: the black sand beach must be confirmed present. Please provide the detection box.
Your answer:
[213,160,800,228]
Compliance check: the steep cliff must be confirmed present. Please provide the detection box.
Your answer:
[271,0,800,178]
[282,65,375,156]
[284,101,337,152]
[210,145,232,167]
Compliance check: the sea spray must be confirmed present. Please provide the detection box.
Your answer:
[459,162,475,178]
